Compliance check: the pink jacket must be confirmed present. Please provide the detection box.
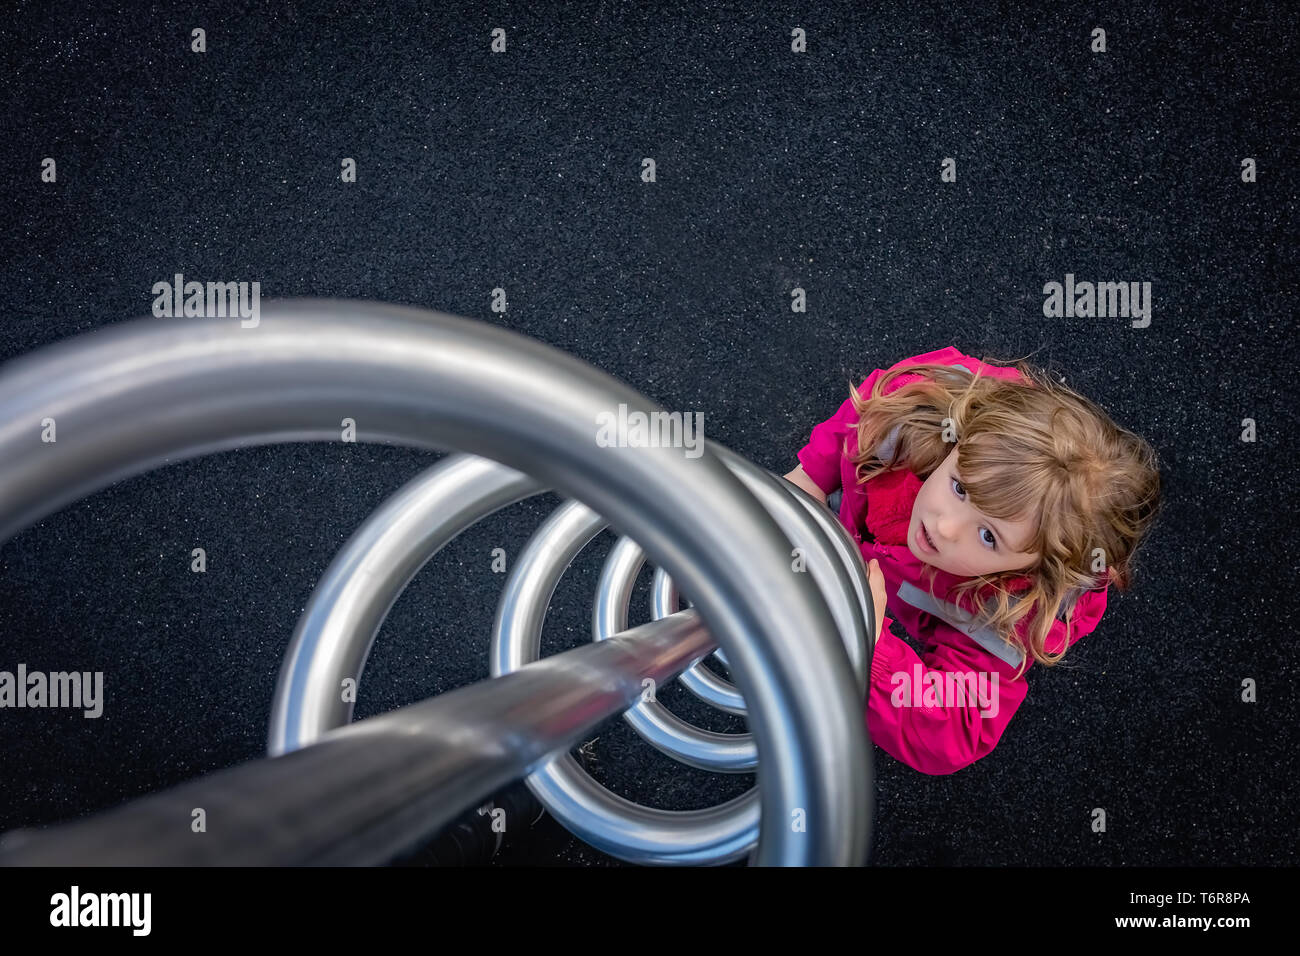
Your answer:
[796,346,1110,774]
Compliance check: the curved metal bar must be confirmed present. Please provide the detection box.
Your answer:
[0,299,871,865]
[270,453,543,755]
[593,535,755,766]
[652,567,723,665]
[709,442,873,698]
[492,499,757,864]
[490,498,609,673]
[647,446,874,702]
[642,549,747,712]
[652,469,873,677]
[775,473,878,666]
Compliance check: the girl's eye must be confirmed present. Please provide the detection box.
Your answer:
[951,477,998,551]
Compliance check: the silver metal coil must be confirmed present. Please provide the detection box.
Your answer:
[0,299,877,866]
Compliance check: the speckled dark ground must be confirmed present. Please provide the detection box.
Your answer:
[0,0,1296,867]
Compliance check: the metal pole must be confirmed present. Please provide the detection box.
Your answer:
[0,612,714,866]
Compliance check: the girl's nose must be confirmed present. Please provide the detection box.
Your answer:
[934,515,958,545]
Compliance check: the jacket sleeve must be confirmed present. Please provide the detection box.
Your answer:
[866,623,1030,775]
[866,588,1109,774]
[795,346,966,495]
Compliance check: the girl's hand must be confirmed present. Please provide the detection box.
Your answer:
[867,558,888,645]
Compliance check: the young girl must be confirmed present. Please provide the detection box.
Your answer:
[784,346,1162,774]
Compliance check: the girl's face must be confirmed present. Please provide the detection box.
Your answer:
[907,444,1040,577]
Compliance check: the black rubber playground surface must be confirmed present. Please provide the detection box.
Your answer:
[0,1,1296,866]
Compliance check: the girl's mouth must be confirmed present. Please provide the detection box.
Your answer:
[918,522,938,554]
